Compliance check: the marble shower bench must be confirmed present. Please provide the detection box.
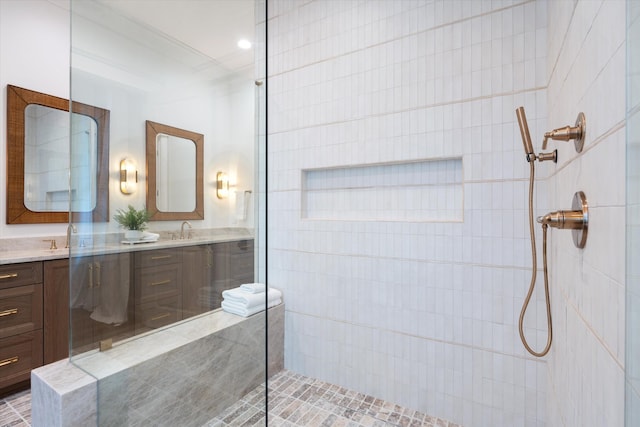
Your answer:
[31,304,284,426]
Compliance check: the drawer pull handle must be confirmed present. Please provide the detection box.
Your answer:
[151,313,171,321]
[94,262,101,288]
[0,308,18,317]
[151,255,171,260]
[0,356,18,368]
[150,279,171,287]
[0,273,18,280]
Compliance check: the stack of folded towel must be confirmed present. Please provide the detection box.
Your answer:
[221,283,282,317]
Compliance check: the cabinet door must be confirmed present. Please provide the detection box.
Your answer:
[92,253,134,344]
[69,253,133,353]
[43,259,69,364]
[69,257,95,353]
[182,245,214,317]
[0,262,43,290]
[229,240,254,284]
[0,283,42,340]
[0,330,42,390]
[212,240,255,294]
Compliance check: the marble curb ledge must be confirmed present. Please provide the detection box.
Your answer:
[31,359,97,427]
[31,304,284,427]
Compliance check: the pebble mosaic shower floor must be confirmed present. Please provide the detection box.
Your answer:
[0,389,30,427]
[0,370,460,427]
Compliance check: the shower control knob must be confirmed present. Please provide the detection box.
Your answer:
[537,191,588,248]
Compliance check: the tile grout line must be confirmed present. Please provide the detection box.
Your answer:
[3,395,31,427]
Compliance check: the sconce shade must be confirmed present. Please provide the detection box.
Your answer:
[217,172,229,199]
[120,158,138,194]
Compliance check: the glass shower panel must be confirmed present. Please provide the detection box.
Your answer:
[69,0,267,425]
[626,0,640,425]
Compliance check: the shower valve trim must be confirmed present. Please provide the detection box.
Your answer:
[542,112,586,153]
[537,191,589,249]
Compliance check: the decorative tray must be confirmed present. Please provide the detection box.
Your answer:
[121,239,158,245]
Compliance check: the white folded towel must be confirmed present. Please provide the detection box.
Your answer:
[240,283,266,294]
[221,298,281,317]
[142,232,160,241]
[222,287,282,309]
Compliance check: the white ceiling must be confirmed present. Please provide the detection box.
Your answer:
[95,0,256,74]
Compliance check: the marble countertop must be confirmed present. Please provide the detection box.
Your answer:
[0,228,254,265]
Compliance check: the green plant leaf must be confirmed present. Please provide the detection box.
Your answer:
[113,205,150,231]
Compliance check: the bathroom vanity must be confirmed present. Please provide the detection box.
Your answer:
[0,235,254,395]
[0,262,43,394]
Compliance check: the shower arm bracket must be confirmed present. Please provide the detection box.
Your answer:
[528,149,558,163]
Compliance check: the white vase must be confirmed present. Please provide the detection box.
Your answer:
[124,230,143,241]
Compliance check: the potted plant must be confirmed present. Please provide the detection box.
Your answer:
[113,205,150,241]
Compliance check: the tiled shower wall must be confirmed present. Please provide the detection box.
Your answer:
[544,1,627,426]
[267,1,549,425]
[626,1,640,425]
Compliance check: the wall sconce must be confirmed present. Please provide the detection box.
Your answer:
[120,158,138,194]
[216,172,229,199]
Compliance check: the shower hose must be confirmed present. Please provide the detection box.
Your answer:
[518,159,553,357]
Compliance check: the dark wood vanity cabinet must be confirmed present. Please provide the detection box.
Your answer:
[182,245,214,317]
[43,259,69,364]
[212,240,255,291]
[137,240,255,328]
[68,253,135,354]
[0,238,254,394]
[42,253,136,363]
[0,262,43,394]
[134,248,183,333]
[182,241,255,317]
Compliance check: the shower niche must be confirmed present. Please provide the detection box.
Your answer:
[302,158,463,222]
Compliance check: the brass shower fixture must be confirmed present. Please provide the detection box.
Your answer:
[515,107,557,163]
[542,112,586,153]
[515,106,589,358]
[537,191,589,248]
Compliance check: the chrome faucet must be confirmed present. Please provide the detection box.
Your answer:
[66,224,77,248]
[180,221,192,239]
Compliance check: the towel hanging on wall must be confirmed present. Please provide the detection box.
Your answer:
[235,190,252,221]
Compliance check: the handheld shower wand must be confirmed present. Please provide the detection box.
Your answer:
[516,107,535,161]
[516,107,557,163]
[515,106,553,357]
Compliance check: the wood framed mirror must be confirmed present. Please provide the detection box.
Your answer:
[6,85,110,224]
[145,120,204,221]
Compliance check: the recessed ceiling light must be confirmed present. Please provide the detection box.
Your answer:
[237,39,252,50]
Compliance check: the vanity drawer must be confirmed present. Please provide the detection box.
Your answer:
[216,240,253,255]
[0,330,43,389]
[135,248,182,269]
[0,284,42,339]
[0,262,43,290]
[135,295,181,333]
[135,264,182,304]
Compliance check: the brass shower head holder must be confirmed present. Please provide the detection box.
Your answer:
[542,112,586,153]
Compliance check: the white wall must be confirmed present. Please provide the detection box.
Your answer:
[0,0,70,237]
[545,1,627,426]
[267,1,549,425]
[0,0,256,240]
